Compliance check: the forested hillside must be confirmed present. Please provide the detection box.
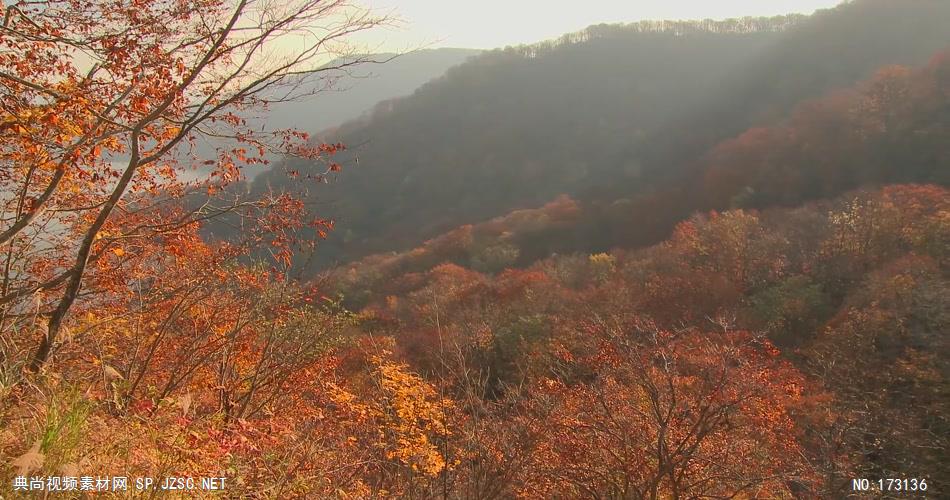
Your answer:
[308,46,950,495]
[322,184,949,497]
[249,0,950,272]
[326,51,950,302]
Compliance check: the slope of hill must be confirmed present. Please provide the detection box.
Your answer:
[249,0,950,273]
[325,49,950,307]
[308,43,950,492]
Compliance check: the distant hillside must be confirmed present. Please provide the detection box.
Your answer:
[246,0,950,273]
[186,48,480,174]
[262,48,482,135]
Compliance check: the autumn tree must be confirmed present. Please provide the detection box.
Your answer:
[517,318,819,498]
[0,0,387,371]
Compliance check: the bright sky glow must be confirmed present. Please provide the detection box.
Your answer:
[353,0,847,51]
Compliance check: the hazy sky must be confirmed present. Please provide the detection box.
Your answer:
[357,0,846,51]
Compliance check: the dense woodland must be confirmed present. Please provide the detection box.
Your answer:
[1,0,948,498]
